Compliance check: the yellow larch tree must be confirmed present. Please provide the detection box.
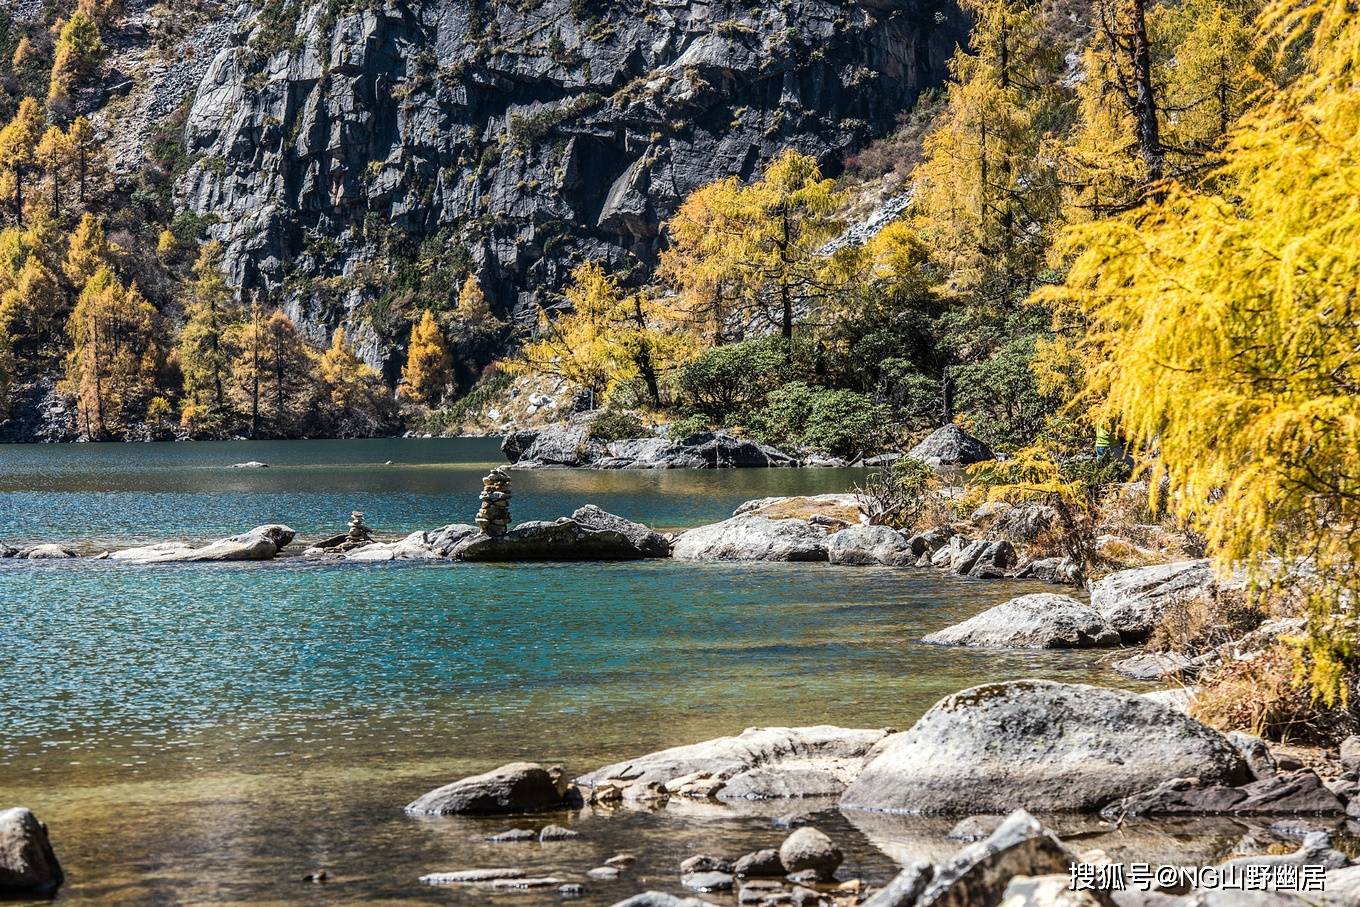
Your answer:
[0,99,45,226]
[63,266,159,439]
[400,309,452,404]
[48,11,104,109]
[1037,0,1360,702]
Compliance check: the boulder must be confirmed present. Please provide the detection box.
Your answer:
[20,544,78,559]
[1217,830,1350,874]
[502,419,601,467]
[539,824,579,841]
[778,827,841,882]
[839,680,1249,815]
[861,861,933,907]
[1101,770,1345,818]
[671,516,829,562]
[571,505,670,557]
[110,525,295,563]
[0,807,63,896]
[734,849,784,877]
[681,870,734,891]
[454,518,647,561]
[734,494,863,524]
[961,540,1016,578]
[577,725,891,802]
[680,855,732,874]
[905,527,954,557]
[913,811,1092,907]
[405,762,579,815]
[1340,735,1360,775]
[907,425,994,467]
[0,542,16,558]
[401,524,481,558]
[230,460,269,468]
[1111,652,1198,681]
[990,503,1061,546]
[1014,556,1083,586]
[826,525,913,566]
[607,894,715,907]
[922,593,1122,649]
[1088,560,1216,642]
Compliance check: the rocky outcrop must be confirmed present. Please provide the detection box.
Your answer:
[453,518,651,560]
[906,424,994,467]
[110,525,296,562]
[0,807,63,896]
[671,516,829,561]
[1088,559,1217,642]
[1101,770,1346,819]
[571,505,671,557]
[181,0,968,374]
[922,593,1122,649]
[504,422,799,469]
[826,524,913,566]
[839,680,1249,815]
[577,725,891,802]
[405,762,580,815]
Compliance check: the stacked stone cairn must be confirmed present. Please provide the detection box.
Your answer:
[344,511,372,549]
[476,469,512,537]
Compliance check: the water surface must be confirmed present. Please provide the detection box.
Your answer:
[0,439,1137,904]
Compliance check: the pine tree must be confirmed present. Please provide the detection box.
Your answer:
[178,242,240,435]
[453,273,500,335]
[261,309,313,433]
[400,309,452,404]
[36,126,70,216]
[63,212,112,289]
[65,118,98,207]
[0,99,45,226]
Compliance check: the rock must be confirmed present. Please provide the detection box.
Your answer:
[560,883,587,897]
[922,593,1122,649]
[571,505,671,557]
[490,876,567,888]
[1088,560,1216,643]
[961,540,1016,578]
[1014,556,1084,586]
[946,815,1004,842]
[230,461,269,468]
[861,861,932,907]
[1217,830,1350,872]
[1227,732,1279,780]
[671,516,829,562]
[907,425,994,467]
[826,525,913,566]
[905,527,954,557]
[681,855,733,874]
[503,419,601,467]
[604,854,636,867]
[577,725,892,802]
[990,503,1062,546]
[1340,736,1360,775]
[915,810,1093,907]
[454,518,648,561]
[839,680,1249,815]
[19,544,78,559]
[421,868,527,884]
[607,893,716,907]
[487,828,537,842]
[0,807,63,896]
[1142,687,1197,714]
[505,421,798,470]
[734,849,784,877]
[539,824,580,841]
[588,866,622,880]
[0,542,16,558]
[110,525,295,563]
[999,874,1113,906]
[778,827,841,882]
[1102,770,1346,818]
[1111,652,1198,681]
[405,762,578,815]
[682,871,734,891]
[420,524,482,557]
[734,494,863,524]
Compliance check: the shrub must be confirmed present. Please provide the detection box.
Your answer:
[747,381,890,458]
[854,457,940,529]
[588,409,646,442]
[1193,644,1360,745]
[677,337,791,419]
[666,414,710,439]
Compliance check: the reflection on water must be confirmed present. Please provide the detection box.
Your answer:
[0,439,1180,904]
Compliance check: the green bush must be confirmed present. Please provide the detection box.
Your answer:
[666,414,710,439]
[954,335,1059,452]
[678,337,793,419]
[746,381,890,458]
[588,409,646,442]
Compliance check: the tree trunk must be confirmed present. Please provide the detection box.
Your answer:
[1129,0,1163,185]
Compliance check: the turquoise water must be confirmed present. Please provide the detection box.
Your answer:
[0,439,1129,904]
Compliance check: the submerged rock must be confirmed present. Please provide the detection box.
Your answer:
[907,425,994,467]
[577,725,891,802]
[1111,651,1198,681]
[923,593,1121,649]
[110,525,295,563]
[671,516,829,562]
[0,807,63,896]
[454,518,650,561]
[839,680,1249,815]
[19,544,78,559]
[826,525,913,566]
[405,762,579,815]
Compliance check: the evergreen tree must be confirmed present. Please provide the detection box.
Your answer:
[48,12,104,109]
[178,242,240,435]
[400,309,452,405]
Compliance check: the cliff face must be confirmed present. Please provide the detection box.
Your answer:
[179,0,966,372]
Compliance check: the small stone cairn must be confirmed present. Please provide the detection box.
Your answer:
[344,511,373,549]
[476,468,512,537]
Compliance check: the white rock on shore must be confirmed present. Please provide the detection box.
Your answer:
[922,593,1122,649]
[671,516,829,562]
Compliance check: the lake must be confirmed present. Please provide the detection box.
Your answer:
[0,438,1136,904]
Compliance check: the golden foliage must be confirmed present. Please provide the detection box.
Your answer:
[62,266,159,438]
[400,309,452,404]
